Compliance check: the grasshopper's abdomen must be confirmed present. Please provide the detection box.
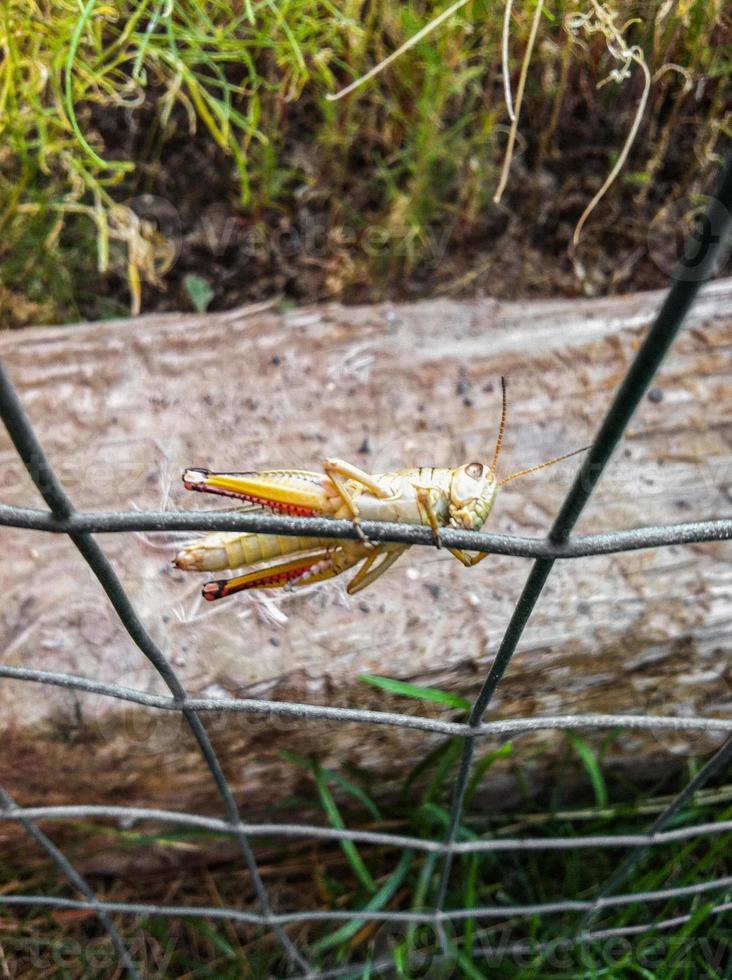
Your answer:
[174,531,331,572]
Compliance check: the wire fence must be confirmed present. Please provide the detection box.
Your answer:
[0,150,731,977]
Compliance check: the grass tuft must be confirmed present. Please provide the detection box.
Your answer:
[1,1,729,324]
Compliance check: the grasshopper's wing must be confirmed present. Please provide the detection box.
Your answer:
[201,543,363,600]
[182,467,332,515]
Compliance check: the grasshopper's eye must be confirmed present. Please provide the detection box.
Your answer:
[465,462,483,479]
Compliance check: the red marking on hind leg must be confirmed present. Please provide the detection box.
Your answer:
[183,480,316,515]
[202,562,320,600]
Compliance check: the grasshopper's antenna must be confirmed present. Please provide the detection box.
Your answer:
[498,444,590,487]
[489,376,507,474]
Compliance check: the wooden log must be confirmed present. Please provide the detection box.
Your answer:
[1,281,731,822]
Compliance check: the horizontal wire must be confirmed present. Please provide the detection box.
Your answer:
[0,364,310,974]
[3,804,732,854]
[0,790,141,980]
[1,503,730,557]
[2,877,731,926]
[3,663,732,738]
[314,902,732,980]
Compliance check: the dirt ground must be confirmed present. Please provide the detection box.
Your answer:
[75,89,732,321]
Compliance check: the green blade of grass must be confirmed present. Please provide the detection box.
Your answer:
[311,765,376,893]
[359,673,470,712]
[323,767,382,822]
[188,918,238,960]
[465,741,513,807]
[311,848,414,955]
[452,945,487,980]
[404,738,458,795]
[281,750,381,821]
[281,752,376,894]
[422,738,462,805]
[565,731,608,808]
[417,802,479,842]
[658,900,718,973]
[461,851,479,964]
[63,0,134,173]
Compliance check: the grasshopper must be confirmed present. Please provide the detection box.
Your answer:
[173,379,587,600]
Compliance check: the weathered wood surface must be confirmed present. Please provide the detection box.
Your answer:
[1,281,731,817]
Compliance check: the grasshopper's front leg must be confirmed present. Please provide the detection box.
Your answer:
[414,483,487,562]
[415,486,487,563]
[415,487,443,549]
[448,548,489,568]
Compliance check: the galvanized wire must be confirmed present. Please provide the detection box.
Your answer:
[1,503,731,556]
[3,662,732,738]
[434,148,732,921]
[0,789,141,980]
[2,872,732,924]
[0,149,731,977]
[0,664,732,738]
[313,902,732,980]
[3,803,732,853]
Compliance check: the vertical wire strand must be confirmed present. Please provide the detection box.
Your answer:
[0,361,310,976]
[0,787,141,978]
[576,735,732,935]
[570,148,732,931]
[435,148,732,919]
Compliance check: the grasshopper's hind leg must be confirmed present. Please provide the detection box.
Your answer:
[323,458,394,542]
[347,545,408,595]
[202,545,356,600]
[182,468,329,515]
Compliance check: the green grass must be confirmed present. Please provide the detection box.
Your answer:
[1,0,730,325]
[1,2,731,973]
[3,689,731,977]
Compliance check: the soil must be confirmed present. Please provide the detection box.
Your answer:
[73,77,732,321]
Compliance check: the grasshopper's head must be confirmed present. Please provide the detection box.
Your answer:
[449,377,588,534]
[449,462,498,531]
[447,376,506,532]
